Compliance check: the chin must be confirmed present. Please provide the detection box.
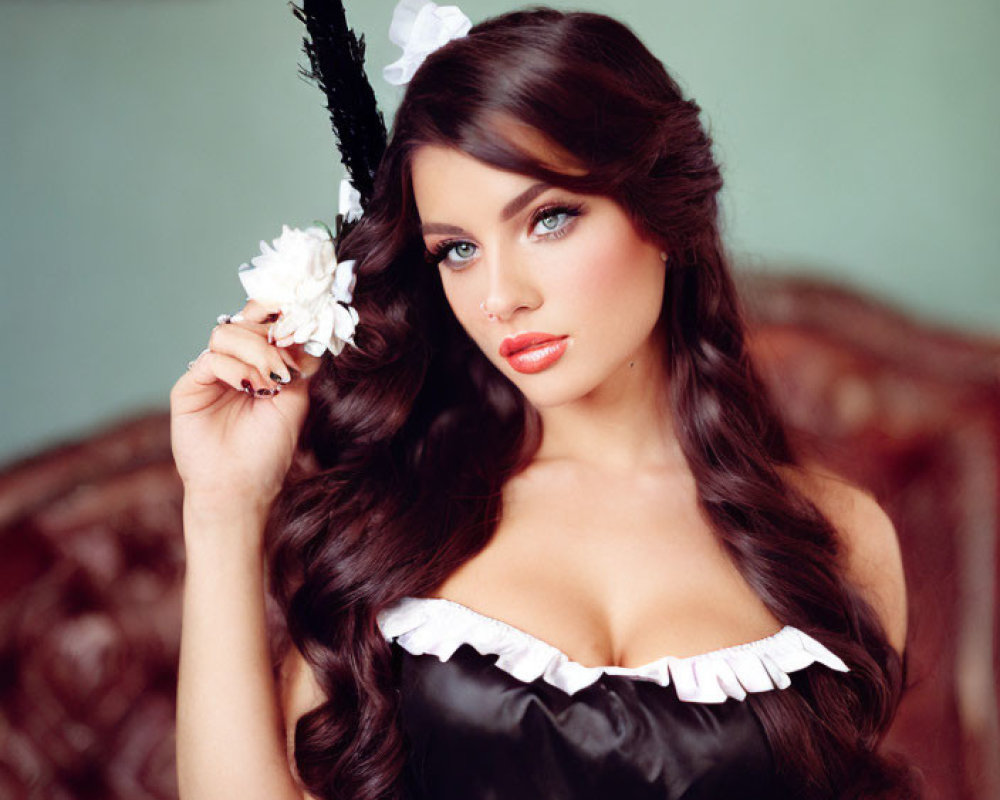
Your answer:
[501,366,602,409]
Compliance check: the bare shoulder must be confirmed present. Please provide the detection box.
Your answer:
[277,643,327,798]
[776,462,908,657]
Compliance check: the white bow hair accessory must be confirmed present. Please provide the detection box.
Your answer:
[383,0,472,86]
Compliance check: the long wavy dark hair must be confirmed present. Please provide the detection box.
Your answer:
[265,7,918,799]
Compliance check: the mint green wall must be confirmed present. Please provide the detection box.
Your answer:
[1,0,997,465]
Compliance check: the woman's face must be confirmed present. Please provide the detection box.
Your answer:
[410,144,668,408]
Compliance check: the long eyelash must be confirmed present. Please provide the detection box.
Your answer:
[530,202,584,233]
[424,239,463,267]
[423,201,586,268]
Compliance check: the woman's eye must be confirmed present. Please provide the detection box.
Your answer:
[426,239,477,269]
[426,203,584,271]
[535,211,566,232]
[530,203,584,238]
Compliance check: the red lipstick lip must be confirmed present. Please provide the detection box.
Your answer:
[503,338,569,374]
[499,332,566,358]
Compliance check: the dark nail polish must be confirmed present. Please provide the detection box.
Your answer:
[270,371,291,384]
[256,387,273,396]
[241,379,253,393]
[263,312,280,323]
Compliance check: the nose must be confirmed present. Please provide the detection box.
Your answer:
[480,244,540,322]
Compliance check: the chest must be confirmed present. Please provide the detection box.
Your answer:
[392,640,791,800]
[427,462,783,670]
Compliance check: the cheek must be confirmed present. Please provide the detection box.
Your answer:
[558,223,663,324]
[439,272,483,336]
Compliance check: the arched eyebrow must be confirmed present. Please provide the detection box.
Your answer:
[420,182,552,236]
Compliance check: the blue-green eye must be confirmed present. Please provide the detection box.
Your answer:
[424,201,586,271]
[530,203,584,238]
[535,210,566,232]
[425,239,477,269]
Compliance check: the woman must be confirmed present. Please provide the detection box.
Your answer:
[170,2,918,798]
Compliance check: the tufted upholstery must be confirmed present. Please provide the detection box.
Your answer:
[0,272,997,799]
[739,272,1000,800]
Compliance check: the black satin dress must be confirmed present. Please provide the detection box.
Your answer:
[378,596,850,800]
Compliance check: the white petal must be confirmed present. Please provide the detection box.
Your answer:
[332,260,356,303]
[239,269,288,304]
[332,302,358,342]
[293,318,317,344]
[272,311,300,341]
[295,274,333,303]
[314,302,336,347]
[304,339,327,357]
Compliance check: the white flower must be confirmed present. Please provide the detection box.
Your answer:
[238,224,359,358]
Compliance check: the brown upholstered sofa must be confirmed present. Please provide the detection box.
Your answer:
[1,272,997,799]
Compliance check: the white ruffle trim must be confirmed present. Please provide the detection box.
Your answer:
[377,596,850,703]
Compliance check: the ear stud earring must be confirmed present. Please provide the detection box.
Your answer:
[659,251,668,262]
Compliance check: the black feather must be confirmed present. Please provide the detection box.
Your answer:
[291,0,388,226]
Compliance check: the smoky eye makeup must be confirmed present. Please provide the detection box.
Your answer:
[423,200,586,270]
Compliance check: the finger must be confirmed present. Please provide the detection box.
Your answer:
[224,310,279,333]
[274,338,325,378]
[221,312,299,368]
[223,303,309,373]
[237,298,284,325]
[209,323,294,386]
[275,344,304,376]
[219,301,327,381]
[188,349,276,396]
[214,307,308,379]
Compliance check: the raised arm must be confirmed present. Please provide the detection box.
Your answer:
[170,299,326,799]
[177,500,321,799]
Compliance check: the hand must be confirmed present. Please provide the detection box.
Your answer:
[169,299,324,510]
